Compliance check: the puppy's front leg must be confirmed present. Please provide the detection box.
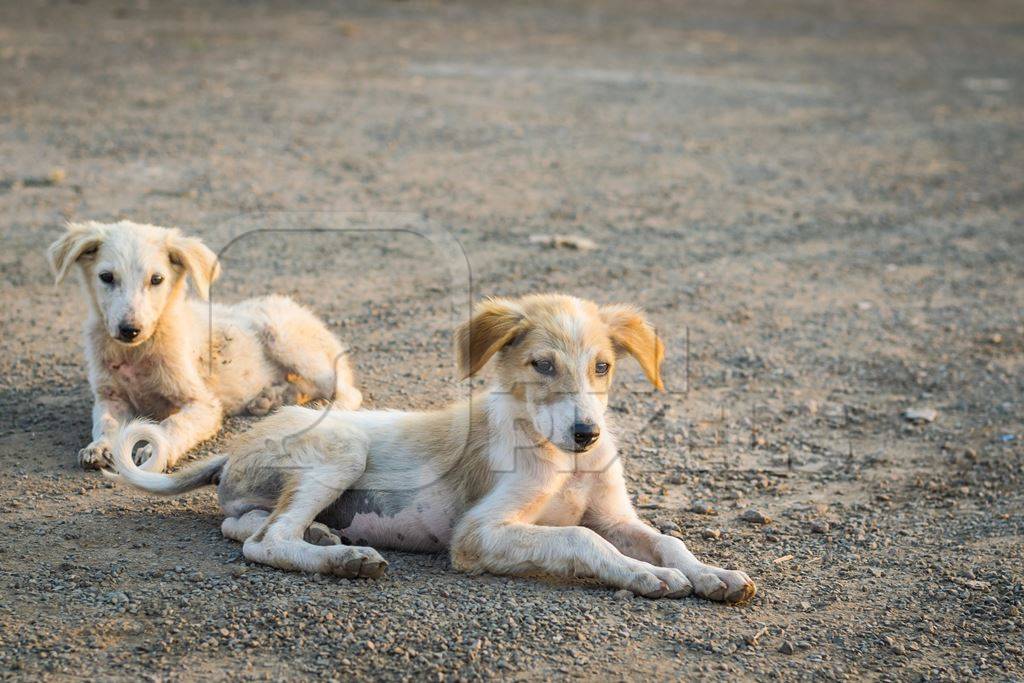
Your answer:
[451,483,691,598]
[79,396,132,469]
[583,465,756,603]
[142,395,223,469]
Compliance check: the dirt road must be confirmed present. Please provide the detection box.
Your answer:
[1,1,1022,679]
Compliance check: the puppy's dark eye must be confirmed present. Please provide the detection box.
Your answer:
[98,272,114,284]
[595,362,610,376]
[150,273,164,286]
[531,359,556,376]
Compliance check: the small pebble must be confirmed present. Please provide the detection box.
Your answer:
[105,590,129,605]
[655,519,680,533]
[902,407,937,423]
[690,502,717,516]
[740,509,771,525]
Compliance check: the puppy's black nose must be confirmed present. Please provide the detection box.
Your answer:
[118,324,140,341]
[573,422,600,449]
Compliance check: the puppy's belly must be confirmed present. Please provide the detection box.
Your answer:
[316,488,456,552]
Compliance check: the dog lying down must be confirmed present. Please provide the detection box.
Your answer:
[108,294,755,601]
[48,220,361,472]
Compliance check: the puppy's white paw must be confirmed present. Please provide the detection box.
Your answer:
[78,441,111,470]
[323,545,388,579]
[623,564,690,599]
[305,522,342,546]
[125,441,169,472]
[133,443,153,467]
[651,566,693,598]
[246,385,287,417]
[246,394,275,417]
[691,567,756,603]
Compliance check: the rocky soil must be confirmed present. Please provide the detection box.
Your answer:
[1,0,1022,680]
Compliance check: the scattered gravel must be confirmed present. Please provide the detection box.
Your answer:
[1,0,1023,681]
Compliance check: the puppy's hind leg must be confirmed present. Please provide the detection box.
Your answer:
[258,296,362,410]
[222,509,270,543]
[222,509,339,546]
[241,438,385,579]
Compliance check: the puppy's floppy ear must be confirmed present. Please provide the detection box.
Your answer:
[167,230,220,300]
[600,304,665,390]
[455,298,526,378]
[47,221,104,284]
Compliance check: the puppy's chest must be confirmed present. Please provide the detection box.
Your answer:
[105,357,178,417]
[535,473,597,526]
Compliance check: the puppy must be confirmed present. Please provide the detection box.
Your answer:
[108,294,755,601]
[48,220,362,471]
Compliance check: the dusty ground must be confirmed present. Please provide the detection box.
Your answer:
[1,0,1023,680]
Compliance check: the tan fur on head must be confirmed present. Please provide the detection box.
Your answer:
[455,293,664,453]
[599,304,665,390]
[167,230,220,301]
[455,294,665,390]
[47,221,107,284]
[455,297,525,378]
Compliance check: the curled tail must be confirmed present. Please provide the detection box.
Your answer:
[103,419,226,496]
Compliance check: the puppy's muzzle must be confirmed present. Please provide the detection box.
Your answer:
[572,422,600,451]
[118,323,141,342]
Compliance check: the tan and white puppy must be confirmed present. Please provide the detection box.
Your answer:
[48,220,361,471]
[107,294,755,602]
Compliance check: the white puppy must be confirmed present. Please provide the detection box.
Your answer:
[108,294,755,602]
[48,220,361,471]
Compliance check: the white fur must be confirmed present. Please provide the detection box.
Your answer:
[48,220,362,471]
[107,294,755,602]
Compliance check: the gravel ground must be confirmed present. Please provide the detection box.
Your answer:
[1,0,1023,680]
